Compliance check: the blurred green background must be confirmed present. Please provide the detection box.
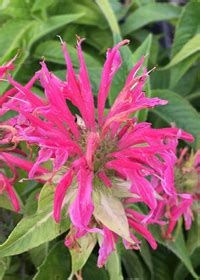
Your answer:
[0,0,200,279]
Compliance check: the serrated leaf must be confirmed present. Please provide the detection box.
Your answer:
[152,89,200,148]
[70,233,97,273]
[121,3,181,35]
[34,241,71,280]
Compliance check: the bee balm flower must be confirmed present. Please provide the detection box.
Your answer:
[1,38,193,266]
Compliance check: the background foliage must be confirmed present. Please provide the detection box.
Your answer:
[0,0,200,279]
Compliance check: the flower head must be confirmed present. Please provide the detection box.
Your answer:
[1,38,194,266]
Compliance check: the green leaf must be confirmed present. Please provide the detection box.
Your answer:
[152,89,200,148]
[0,190,23,213]
[93,188,133,243]
[0,257,10,280]
[85,27,113,52]
[24,189,39,216]
[131,34,152,66]
[122,250,148,279]
[0,183,70,258]
[174,247,200,280]
[169,53,200,89]
[34,241,71,280]
[187,213,200,254]
[30,243,49,268]
[172,2,200,57]
[187,91,200,102]
[50,0,107,28]
[169,2,200,87]
[31,0,55,19]
[0,19,32,64]
[82,254,109,279]
[164,34,200,69]
[26,13,84,49]
[140,241,154,279]
[0,0,31,19]
[172,64,199,97]
[0,14,83,95]
[121,3,181,35]
[96,0,132,70]
[96,0,120,38]
[34,40,101,68]
[152,247,172,280]
[152,226,198,279]
[106,250,123,280]
[70,233,97,273]
[0,210,69,258]
[134,0,155,7]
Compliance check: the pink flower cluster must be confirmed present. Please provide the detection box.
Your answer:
[160,148,200,238]
[0,39,196,266]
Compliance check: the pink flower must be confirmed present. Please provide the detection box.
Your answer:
[1,38,194,266]
[153,148,200,239]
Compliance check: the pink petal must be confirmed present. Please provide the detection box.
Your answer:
[54,169,74,223]
[0,173,20,212]
[2,152,48,175]
[85,132,100,169]
[69,167,94,229]
[97,227,117,268]
[77,38,96,130]
[29,148,53,179]
[128,218,157,249]
[98,40,129,126]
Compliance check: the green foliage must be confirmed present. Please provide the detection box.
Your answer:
[34,242,71,280]
[152,90,200,148]
[0,0,200,279]
[0,183,70,258]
